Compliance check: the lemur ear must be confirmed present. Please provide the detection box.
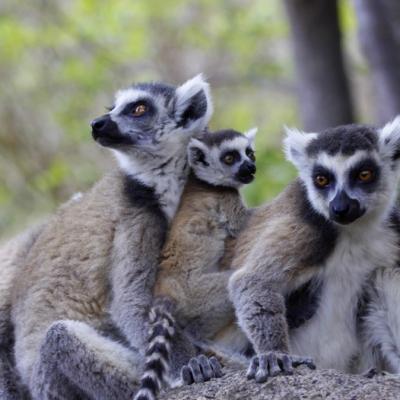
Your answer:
[244,127,258,145]
[175,74,213,132]
[378,116,400,162]
[187,138,209,167]
[283,126,317,170]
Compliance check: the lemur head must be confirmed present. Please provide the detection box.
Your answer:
[188,128,257,188]
[90,74,213,167]
[284,117,400,226]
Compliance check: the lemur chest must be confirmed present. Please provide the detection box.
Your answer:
[290,226,398,372]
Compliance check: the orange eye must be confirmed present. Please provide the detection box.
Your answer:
[315,175,329,188]
[132,104,147,117]
[359,170,373,182]
[224,154,234,165]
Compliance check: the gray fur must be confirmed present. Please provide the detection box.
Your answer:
[0,223,48,399]
[10,75,213,399]
[228,117,400,381]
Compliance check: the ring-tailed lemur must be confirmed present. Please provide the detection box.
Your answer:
[228,118,400,382]
[10,75,213,400]
[134,129,258,400]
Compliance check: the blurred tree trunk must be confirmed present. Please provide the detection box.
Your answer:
[354,0,400,124]
[284,0,354,131]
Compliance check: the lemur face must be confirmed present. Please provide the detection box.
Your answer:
[285,118,400,226]
[90,75,212,157]
[188,128,257,188]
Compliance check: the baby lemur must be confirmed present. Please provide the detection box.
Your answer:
[9,75,213,400]
[134,128,257,400]
[229,119,400,382]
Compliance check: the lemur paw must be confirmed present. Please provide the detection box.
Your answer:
[181,355,223,385]
[362,368,389,378]
[246,352,316,383]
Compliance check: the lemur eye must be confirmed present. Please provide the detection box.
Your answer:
[358,170,373,182]
[223,154,235,165]
[246,148,255,162]
[132,104,147,117]
[315,175,330,188]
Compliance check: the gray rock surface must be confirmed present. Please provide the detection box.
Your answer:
[160,366,400,400]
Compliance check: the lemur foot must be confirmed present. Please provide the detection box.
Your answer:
[181,355,223,385]
[247,352,316,383]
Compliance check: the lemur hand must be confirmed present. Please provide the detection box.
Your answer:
[246,352,315,383]
[180,354,223,385]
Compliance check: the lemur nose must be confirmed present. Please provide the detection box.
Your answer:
[242,161,256,174]
[91,115,109,131]
[248,163,256,174]
[332,203,350,217]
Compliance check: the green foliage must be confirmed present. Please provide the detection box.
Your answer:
[0,0,357,239]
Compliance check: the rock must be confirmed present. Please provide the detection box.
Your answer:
[160,366,400,400]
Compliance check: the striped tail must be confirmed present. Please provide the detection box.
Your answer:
[134,297,176,400]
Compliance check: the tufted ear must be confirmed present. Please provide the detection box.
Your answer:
[244,127,258,146]
[174,74,213,132]
[378,116,400,163]
[283,126,317,170]
[187,138,209,167]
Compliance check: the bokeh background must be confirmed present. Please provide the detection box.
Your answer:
[1,0,400,240]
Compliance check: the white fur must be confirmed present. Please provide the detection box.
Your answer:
[175,74,213,132]
[359,267,400,373]
[112,89,151,115]
[378,115,400,162]
[244,127,258,144]
[283,127,317,170]
[219,136,252,154]
[290,222,399,372]
[113,148,189,221]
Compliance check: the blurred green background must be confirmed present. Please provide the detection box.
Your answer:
[0,0,374,240]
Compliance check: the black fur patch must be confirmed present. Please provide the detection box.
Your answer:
[179,90,208,127]
[197,129,244,147]
[133,82,175,103]
[120,98,156,118]
[145,359,165,379]
[148,324,173,343]
[348,158,381,193]
[388,208,400,257]
[189,147,209,167]
[297,182,338,266]
[286,279,322,329]
[123,175,167,223]
[146,341,170,360]
[311,165,335,197]
[139,375,159,392]
[307,124,378,157]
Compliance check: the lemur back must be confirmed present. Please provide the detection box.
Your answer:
[134,128,257,400]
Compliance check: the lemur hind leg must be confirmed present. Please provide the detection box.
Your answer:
[360,267,400,374]
[30,320,143,400]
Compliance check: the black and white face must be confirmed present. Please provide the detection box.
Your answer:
[284,119,400,226]
[188,128,257,188]
[90,75,213,158]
